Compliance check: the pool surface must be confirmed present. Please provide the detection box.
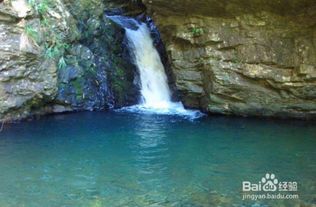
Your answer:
[0,112,315,207]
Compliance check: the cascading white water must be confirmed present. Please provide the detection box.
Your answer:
[108,15,203,118]
[125,24,171,109]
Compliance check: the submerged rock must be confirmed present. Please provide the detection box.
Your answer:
[142,0,316,118]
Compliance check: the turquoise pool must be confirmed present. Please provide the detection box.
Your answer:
[0,112,315,207]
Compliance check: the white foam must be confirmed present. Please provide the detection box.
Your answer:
[117,103,205,120]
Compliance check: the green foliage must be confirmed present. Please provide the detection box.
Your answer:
[40,17,49,27]
[27,0,70,70]
[24,25,39,42]
[191,27,204,37]
[44,41,70,70]
[27,0,51,15]
[44,42,69,59]
[58,56,67,69]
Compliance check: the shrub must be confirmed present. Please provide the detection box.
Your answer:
[191,27,204,37]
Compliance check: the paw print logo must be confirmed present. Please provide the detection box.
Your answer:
[262,173,278,191]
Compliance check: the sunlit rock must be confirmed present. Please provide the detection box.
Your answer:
[143,0,316,118]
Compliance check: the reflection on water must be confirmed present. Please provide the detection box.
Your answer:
[0,112,315,207]
[131,115,171,201]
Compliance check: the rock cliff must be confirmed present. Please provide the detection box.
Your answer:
[143,0,316,118]
[1,0,316,121]
[0,0,57,121]
[0,0,141,121]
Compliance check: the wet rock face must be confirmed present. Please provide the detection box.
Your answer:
[54,0,142,111]
[143,0,316,118]
[55,15,140,110]
[0,1,57,121]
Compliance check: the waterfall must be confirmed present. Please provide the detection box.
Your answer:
[125,22,172,108]
[107,15,203,118]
